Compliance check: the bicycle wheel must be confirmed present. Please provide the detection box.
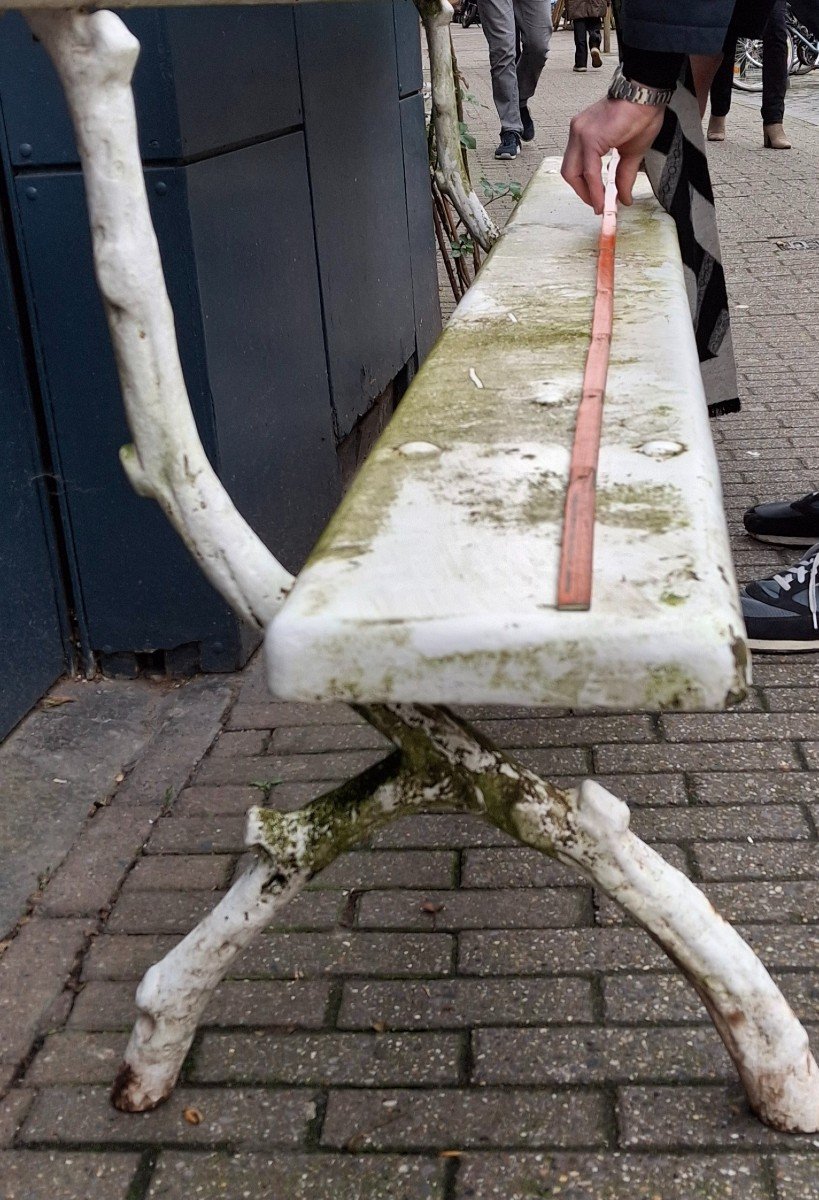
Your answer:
[732,38,764,91]
[792,28,819,73]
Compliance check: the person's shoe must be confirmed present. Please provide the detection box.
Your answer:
[573,65,587,72]
[707,114,726,141]
[743,491,819,546]
[494,130,520,159]
[763,122,792,149]
[741,544,819,652]
[590,46,603,68]
[519,105,535,142]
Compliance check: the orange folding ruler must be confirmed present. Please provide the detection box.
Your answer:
[556,152,620,611]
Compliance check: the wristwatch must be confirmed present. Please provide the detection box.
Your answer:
[607,64,675,107]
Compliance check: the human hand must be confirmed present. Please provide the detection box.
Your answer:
[561,95,666,214]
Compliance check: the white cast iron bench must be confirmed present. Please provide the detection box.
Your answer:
[17,3,819,1138]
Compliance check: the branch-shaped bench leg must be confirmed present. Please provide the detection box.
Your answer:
[112,754,457,1111]
[361,704,819,1133]
[414,0,500,250]
[34,6,818,1135]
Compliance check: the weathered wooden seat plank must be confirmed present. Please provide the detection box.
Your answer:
[266,160,748,711]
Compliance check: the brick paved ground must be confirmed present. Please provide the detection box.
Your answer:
[1,25,819,1200]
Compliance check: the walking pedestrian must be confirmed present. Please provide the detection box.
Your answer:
[567,0,607,72]
[707,0,791,148]
[561,0,819,651]
[477,0,552,158]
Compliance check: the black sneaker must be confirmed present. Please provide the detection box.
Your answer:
[743,491,819,546]
[520,105,535,142]
[494,130,520,159]
[591,47,603,68]
[741,543,819,652]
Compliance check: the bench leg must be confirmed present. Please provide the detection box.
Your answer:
[112,754,458,1111]
[414,0,500,250]
[360,704,819,1133]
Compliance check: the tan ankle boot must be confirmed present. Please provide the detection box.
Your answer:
[763,123,792,149]
[707,115,726,142]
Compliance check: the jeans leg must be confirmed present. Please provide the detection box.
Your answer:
[761,0,788,124]
[477,0,523,132]
[587,15,603,49]
[573,18,588,67]
[514,0,552,98]
[710,43,735,117]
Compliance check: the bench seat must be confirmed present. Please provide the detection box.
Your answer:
[266,159,749,711]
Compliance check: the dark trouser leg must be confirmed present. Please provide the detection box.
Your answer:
[574,17,588,67]
[761,0,788,125]
[710,43,735,117]
[515,0,552,99]
[586,14,603,49]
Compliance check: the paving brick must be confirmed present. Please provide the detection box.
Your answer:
[144,817,247,854]
[459,929,666,976]
[752,660,819,688]
[108,681,234,809]
[462,848,581,888]
[172,785,264,815]
[0,1089,35,1147]
[106,890,228,934]
[0,918,93,1065]
[356,887,591,930]
[312,850,457,890]
[191,1031,462,1086]
[40,810,155,918]
[662,713,819,741]
[595,742,801,773]
[801,743,819,769]
[105,888,346,934]
[598,881,819,927]
[372,814,516,849]
[210,730,268,757]
[123,853,235,892]
[618,1085,818,1149]
[604,971,819,1026]
[69,979,331,1030]
[454,1153,770,1199]
[690,772,819,805]
[81,935,183,981]
[338,977,595,1029]
[193,751,384,786]
[233,932,454,979]
[228,702,360,729]
[512,748,593,775]
[739,924,819,969]
[269,724,390,753]
[0,1151,140,1199]
[629,806,810,842]
[21,1086,316,1149]
[147,1151,445,1199]
[773,1155,819,1200]
[26,1031,126,1084]
[693,842,819,880]
[473,715,657,748]
[321,1087,608,1151]
[472,1026,732,1085]
[763,688,815,712]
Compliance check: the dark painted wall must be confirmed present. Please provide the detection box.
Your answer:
[0,2,440,729]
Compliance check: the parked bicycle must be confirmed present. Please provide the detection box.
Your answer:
[734,3,819,91]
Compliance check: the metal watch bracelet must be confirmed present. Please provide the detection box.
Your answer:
[607,64,675,107]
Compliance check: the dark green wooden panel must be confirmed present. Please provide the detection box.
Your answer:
[296,1,416,439]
